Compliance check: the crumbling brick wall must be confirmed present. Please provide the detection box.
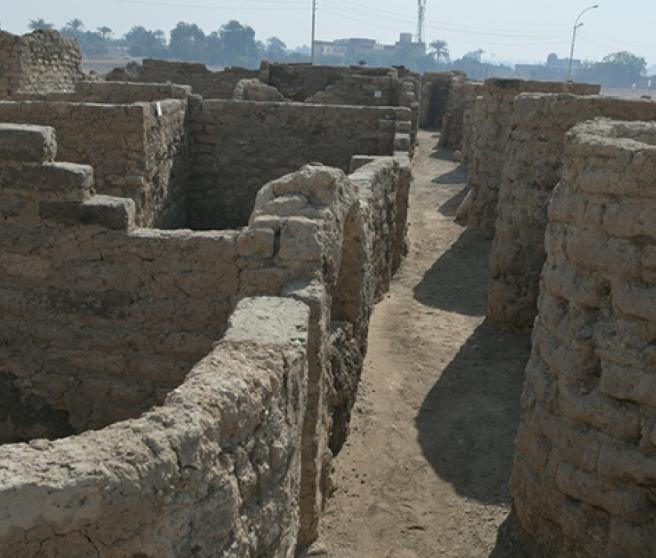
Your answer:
[0,122,411,553]
[466,78,600,238]
[0,30,82,98]
[0,98,189,227]
[439,79,484,152]
[0,295,311,558]
[488,94,656,330]
[260,62,351,102]
[511,119,656,558]
[187,98,409,229]
[106,58,258,99]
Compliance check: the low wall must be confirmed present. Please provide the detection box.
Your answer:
[187,99,408,229]
[466,78,600,237]
[0,98,188,227]
[106,58,258,99]
[0,296,310,558]
[511,119,656,557]
[488,94,656,330]
[0,30,82,98]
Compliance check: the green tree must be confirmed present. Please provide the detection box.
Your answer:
[218,20,259,67]
[430,39,450,65]
[28,19,54,31]
[266,36,287,61]
[97,26,112,40]
[169,21,206,62]
[124,26,168,58]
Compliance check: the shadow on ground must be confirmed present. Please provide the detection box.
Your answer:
[413,228,490,316]
[489,514,526,557]
[437,184,468,217]
[415,319,531,505]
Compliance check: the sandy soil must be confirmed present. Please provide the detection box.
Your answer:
[316,131,532,557]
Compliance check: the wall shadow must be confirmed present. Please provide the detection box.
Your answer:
[415,319,531,505]
[489,514,526,558]
[413,228,490,316]
[437,184,468,218]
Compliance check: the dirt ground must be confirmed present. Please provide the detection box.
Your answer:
[316,131,532,557]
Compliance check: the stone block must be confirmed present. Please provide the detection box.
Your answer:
[0,124,56,162]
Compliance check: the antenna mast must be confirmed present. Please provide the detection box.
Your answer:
[417,0,427,44]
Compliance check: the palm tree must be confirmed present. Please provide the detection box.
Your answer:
[430,39,450,66]
[97,26,112,40]
[64,19,84,33]
[28,19,54,31]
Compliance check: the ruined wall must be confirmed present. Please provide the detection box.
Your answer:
[466,78,600,237]
[0,296,310,558]
[439,79,484,152]
[0,122,411,551]
[0,99,188,227]
[511,119,656,557]
[106,58,258,98]
[488,94,656,330]
[260,62,350,102]
[419,71,463,128]
[187,99,408,229]
[0,127,238,432]
[0,30,82,97]
[462,93,482,166]
[305,74,400,106]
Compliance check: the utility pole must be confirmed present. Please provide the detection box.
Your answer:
[568,4,599,80]
[417,0,427,45]
[311,0,317,64]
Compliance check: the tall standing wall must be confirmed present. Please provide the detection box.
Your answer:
[511,119,656,557]
[439,79,484,152]
[0,30,82,98]
[488,94,656,329]
[466,78,600,238]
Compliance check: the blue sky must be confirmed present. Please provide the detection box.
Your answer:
[3,0,655,66]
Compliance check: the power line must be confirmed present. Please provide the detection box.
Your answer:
[317,6,568,49]
[322,0,568,37]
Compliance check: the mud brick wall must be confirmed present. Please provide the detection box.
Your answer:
[260,62,351,102]
[462,92,483,166]
[440,79,484,152]
[0,99,189,227]
[0,150,240,432]
[511,119,656,558]
[106,58,258,99]
[0,121,411,552]
[419,71,463,128]
[488,94,656,330]
[0,296,310,558]
[305,74,400,106]
[466,78,600,238]
[0,30,82,98]
[187,99,407,229]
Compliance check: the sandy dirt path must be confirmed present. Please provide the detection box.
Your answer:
[316,131,531,558]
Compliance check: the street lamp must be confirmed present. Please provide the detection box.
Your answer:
[568,4,599,80]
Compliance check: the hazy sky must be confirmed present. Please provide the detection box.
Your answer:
[3,0,655,66]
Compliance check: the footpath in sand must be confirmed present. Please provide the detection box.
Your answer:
[318,131,532,557]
